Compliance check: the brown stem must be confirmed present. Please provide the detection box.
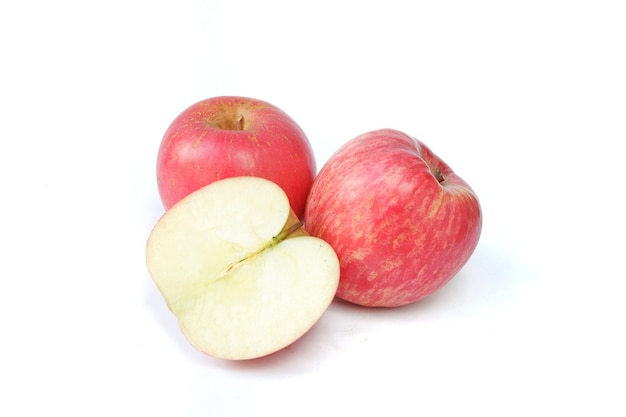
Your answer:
[272,220,304,245]
[236,114,245,130]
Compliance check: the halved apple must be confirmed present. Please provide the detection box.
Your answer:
[146,176,340,360]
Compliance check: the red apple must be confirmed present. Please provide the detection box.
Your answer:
[304,128,482,307]
[156,96,316,218]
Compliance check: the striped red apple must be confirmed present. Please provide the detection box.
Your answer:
[305,128,482,307]
[156,96,316,218]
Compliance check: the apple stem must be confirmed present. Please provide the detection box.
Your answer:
[237,115,245,130]
[218,220,304,278]
[272,220,304,245]
[432,168,445,183]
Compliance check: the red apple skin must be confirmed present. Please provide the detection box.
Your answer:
[304,128,482,307]
[157,96,316,218]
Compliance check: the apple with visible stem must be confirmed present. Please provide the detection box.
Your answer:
[304,128,482,308]
[156,96,316,218]
[146,176,340,360]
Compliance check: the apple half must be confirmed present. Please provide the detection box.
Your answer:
[146,176,340,360]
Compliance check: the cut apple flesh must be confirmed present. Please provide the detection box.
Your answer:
[146,176,340,360]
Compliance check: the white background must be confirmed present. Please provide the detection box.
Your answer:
[1,1,625,415]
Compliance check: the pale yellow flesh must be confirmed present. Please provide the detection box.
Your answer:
[146,177,340,360]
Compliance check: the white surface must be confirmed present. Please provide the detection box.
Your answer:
[1,1,625,415]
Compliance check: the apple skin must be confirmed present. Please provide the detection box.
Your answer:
[304,128,482,307]
[157,96,316,218]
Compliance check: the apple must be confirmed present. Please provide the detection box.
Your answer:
[146,176,340,360]
[304,128,482,307]
[156,96,316,218]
